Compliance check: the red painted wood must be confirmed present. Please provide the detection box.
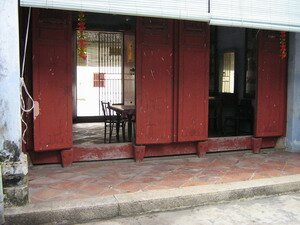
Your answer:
[32,9,72,151]
[252,137,262,154]
[30,144,134,164]
[145,142,197,157]
[255,31,287,137]
[261,137,277,148]
[173,21,179,142]
[29,136,278,165]
[136,18,174,145]
[73,144,134,161]
[207,136,252,152]
[177,21,210,142]
[29,150,62,165]
[61,149,74,167]
[134,145,146,162]
[197,141,209,157]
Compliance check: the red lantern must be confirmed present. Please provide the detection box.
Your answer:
[279,32,287,59]
[77,12,87,60]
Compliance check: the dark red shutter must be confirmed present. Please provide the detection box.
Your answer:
[136,18,174,145]
[177,21,210,142]
[32,9,72,151]
[255,31,287,137]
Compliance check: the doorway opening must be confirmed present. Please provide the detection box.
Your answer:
[73,29,135,146]
[208,27,256,137]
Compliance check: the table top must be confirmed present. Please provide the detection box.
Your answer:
[109,104,136,115]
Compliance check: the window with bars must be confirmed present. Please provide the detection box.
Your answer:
[76,31,123,117]
[93,73,105,87]
[220,52,235,93]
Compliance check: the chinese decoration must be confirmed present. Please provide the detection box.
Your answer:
[77,12,87,60]
[279,31,287,59]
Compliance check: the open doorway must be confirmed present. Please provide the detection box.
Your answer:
[208,27,256,137]
[74,30,125,145]
[73,16,136,147]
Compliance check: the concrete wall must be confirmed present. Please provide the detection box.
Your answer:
[0,0,28,207]
[286,33,300,152]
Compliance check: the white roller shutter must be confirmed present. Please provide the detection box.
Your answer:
[20,0,210,22]
[210,0,300,32]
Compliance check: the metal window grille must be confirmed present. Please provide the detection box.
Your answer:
[76,31,123,117]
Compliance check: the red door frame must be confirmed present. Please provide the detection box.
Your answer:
[29,13,287,166]
[255,30,287,137]
[135,18,175,145]
[32,9,73,152]
[177,21,210,142]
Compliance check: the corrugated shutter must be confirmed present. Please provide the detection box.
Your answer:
[20,0,209,22]
[210,0,300,32]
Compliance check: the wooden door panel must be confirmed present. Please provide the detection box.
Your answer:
[177,21,210,142]
[255,31,287,137]
[32,9,72,151]
[136,18,174,145]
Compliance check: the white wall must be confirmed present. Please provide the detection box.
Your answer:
[286,33,300,152]
[0,0,22,161]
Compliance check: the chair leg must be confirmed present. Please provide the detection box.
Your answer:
[116,122,120,142]
[122,122,126,142]
[109,122,114,143]
[132,121,136,143]
[104,122,107,143]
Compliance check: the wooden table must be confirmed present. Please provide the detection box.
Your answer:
[109,105,136,142]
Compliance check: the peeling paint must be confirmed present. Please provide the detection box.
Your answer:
[0,99,8,141]
[0,56,7,82]
[150,70,155,80]
[33,101,40,120]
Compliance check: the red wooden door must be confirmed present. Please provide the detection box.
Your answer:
[177,21,210,142]
[255,31,287,137]
[136,18,174,145]
[32,9,72,151]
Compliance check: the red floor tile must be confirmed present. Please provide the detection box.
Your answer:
[29,150,300,203]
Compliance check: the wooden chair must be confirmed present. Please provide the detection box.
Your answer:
[101,101,126,143]
[223,99,253,136]
[208,96,222,135]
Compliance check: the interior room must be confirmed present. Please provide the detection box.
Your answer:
[72,13,136,147]
[208,27,257,137]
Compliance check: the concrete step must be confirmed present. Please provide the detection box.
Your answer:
[5,174,300,225]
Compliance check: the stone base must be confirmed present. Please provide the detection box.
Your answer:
[3,185,28,207]
[0,166,4,224]
[2,153,29,207]
[275,137,286,149]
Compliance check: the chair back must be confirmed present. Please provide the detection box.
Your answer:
[101,101,113,118]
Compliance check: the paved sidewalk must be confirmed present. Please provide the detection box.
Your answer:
[5,149,300,225]
[5,175,300,225]
[79,192,300,225]
[29,149,300,203]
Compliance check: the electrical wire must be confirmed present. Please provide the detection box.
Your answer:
[20,7,34,144]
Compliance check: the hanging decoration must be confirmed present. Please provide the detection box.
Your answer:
[279,31,287,59]
[77,12,87,60]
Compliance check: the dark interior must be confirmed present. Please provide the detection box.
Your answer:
[208,27,257,137]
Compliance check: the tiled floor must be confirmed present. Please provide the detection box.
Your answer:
[73,122,131,146]
[29,150,300,203]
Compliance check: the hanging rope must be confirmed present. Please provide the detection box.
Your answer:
[20,7,34,144]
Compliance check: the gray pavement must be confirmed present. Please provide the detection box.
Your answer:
[5,175,300,225]
[81,192,300,225]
